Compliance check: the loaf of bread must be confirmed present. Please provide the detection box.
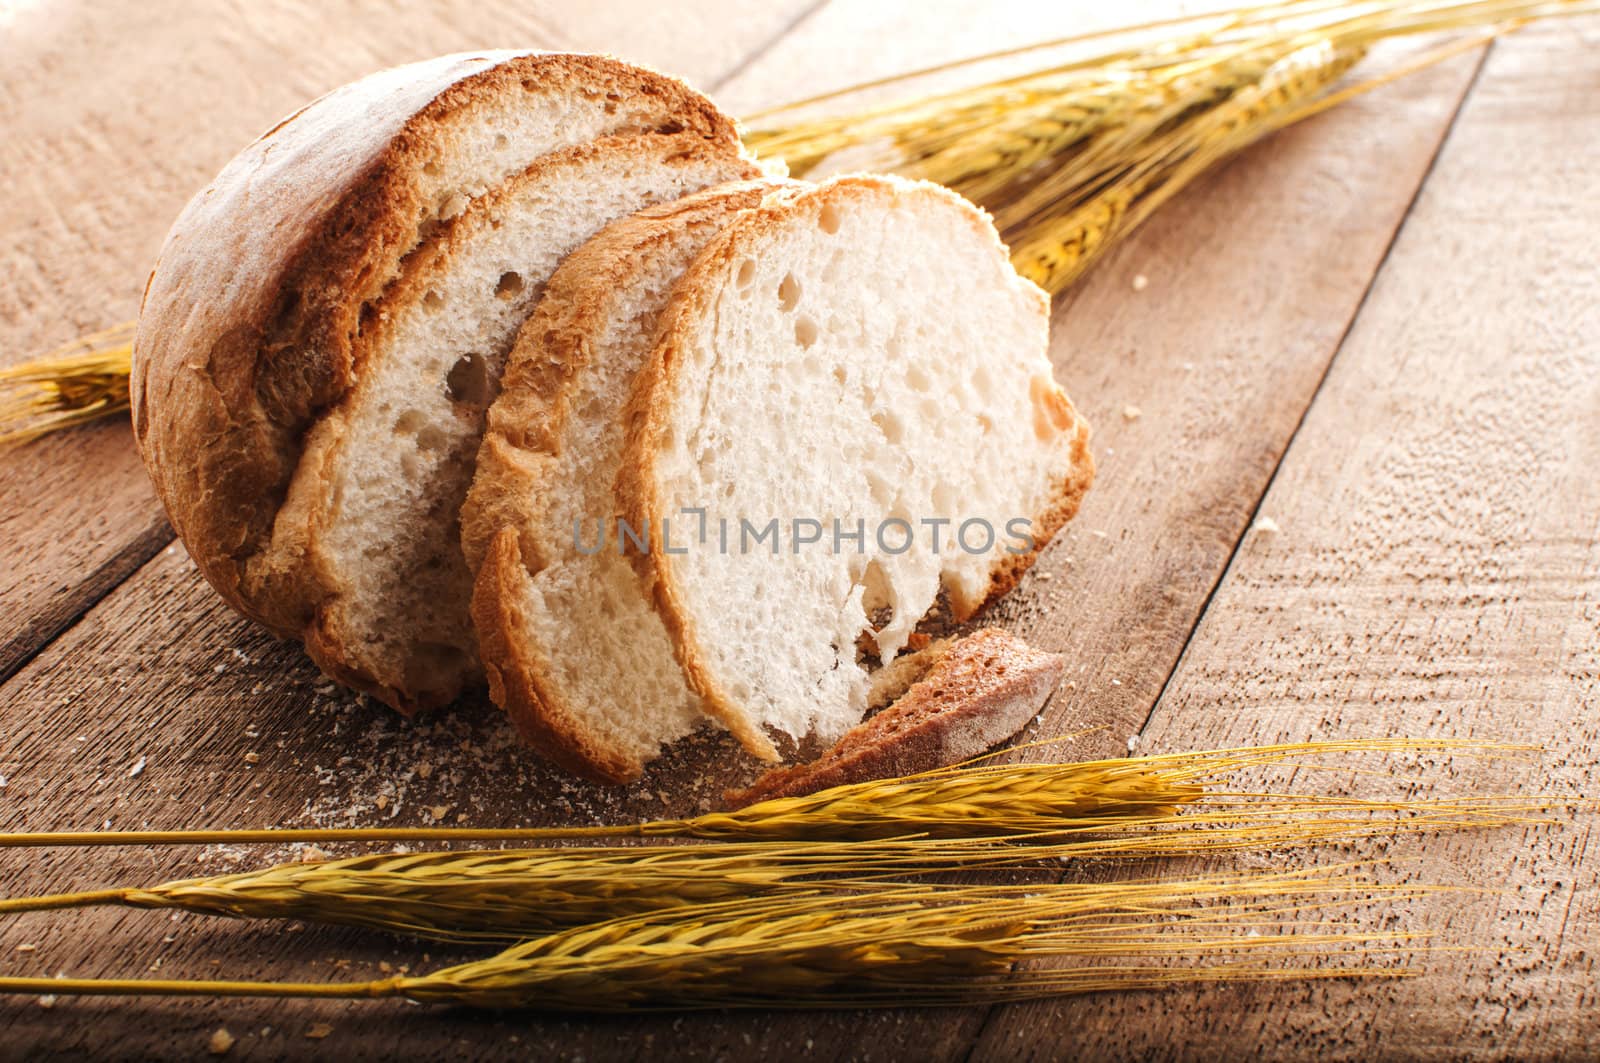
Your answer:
[132,52,757,712]
[615,175,1093,758]
[133,54,1094,788]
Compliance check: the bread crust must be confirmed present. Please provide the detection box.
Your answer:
[615,176,1094,754]
[131,52,741,709]
[724,628,1064,807]
[463,181,789,780]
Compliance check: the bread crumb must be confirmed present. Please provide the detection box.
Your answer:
[296,845,331,863]
[127,755,146,779]
[244,752,260,765]
[1122,404,1141,421]
[375,795,389,810]
[37,994,55,1009]
[1252,515,1281,534]
[15,943,36,952]
[208,1028,235,1055]
[306,1023,334,1040]
[1131,273,1149,291]
[428,805,451,822]
[416,762,434,780]
[1126,734,1142,752]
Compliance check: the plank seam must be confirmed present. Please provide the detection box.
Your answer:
[708,0,832,91]
[0,519,175,687]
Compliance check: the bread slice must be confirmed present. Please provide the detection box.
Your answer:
[617,175,1094,754]
[463,180,796,782]
[131,52,754,711]
[724,628,1065,807]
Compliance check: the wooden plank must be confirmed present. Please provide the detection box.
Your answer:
[0,0,815,680]
[0,2,1514,1059]
[970,18,1600,1059]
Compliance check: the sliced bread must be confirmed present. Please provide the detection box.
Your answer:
[131,52,755,711]
[464,180,797,782]
[617,175,1094,754]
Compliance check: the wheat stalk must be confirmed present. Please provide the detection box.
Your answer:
[0,322,135,446]
[748,0,1600,294]
[0,869,1444,1010]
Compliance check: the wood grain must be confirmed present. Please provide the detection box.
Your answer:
[1,0,1590,1058]
[970,18,1600,1060]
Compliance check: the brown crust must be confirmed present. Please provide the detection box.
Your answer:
[463,181,787,780]
[724,628,1064,808]
[131,51,741,701]
[615,175,1093,753]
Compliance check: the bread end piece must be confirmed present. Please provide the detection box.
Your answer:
[724,628,1064,808]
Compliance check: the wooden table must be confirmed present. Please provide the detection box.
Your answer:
[3,1,1597,1058]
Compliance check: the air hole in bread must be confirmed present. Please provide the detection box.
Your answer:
[423,290,445,312]
[818,202,842,234]
[933,483,959,519]
[493,134,509,151]
[416,426,447,453]
[736,259,757,289]
[833,365,848,386]
[778,272,801,312]
[905,364,932,392]
[495,271,524,299]
[972,365,996,402]
[394,409,427,435]
[795,315,819,348]
[872,411,905,445]
[657,120,686,135]
[866,470,894,507]
[423,160,442,177]
[446,352,493,409]
[977,413,995,435]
